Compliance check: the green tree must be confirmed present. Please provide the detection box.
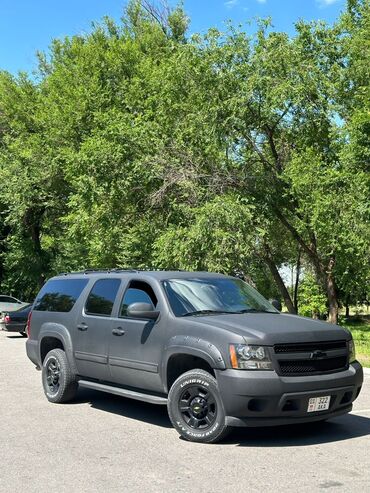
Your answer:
[298,272,327,319]
[0,0,368,320]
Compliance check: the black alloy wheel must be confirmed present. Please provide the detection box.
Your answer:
[179,384,217,430]
[167,369,230,443]
[41,348,78,403]
[45,357,61,395]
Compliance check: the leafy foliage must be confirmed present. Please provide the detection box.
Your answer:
[0,0,368,320]
[298,273,327,319]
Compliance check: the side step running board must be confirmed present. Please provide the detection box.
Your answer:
[78,380,168,405]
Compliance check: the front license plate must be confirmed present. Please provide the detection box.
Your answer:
[307,396,331,413]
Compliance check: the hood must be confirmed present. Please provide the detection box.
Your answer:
[191,312,350,345]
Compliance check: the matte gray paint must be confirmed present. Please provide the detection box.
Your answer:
[26,270,363,426]
[75,351,107,365]
[109,356,158,373]
[38,323,77,374]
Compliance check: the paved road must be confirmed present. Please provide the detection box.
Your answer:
[1,331,369,493]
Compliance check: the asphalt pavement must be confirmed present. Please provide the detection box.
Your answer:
[1,330,369,493]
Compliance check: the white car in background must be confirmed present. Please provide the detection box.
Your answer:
[0,295,28,314]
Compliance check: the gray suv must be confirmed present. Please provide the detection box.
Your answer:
[26,269,363,443]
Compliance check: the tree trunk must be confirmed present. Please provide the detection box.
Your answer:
[24,206,47,288]
[264,248,296,314]
[273,211,340,324]
[345,302,350,318]
[326,257,338,324]
[0,222,11,291]
[293,248,301,313]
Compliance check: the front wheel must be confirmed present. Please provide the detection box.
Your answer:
[167,369,230,444]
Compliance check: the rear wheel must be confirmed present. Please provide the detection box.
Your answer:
[42,349,77,403]
[167,369,230,443]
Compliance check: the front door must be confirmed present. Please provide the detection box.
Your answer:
[74,278,121,381]
[108,280,166,393]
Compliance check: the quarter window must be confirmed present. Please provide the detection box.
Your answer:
[120,281,158,317]
[85,279,121,316]
[34,279,88,312]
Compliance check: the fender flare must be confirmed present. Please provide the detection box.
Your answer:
[162,335,226,392]
[38,323,77,374]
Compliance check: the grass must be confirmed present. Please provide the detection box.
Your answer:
[340,316,370,368]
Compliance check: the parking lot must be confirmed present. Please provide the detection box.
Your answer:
[1,330,369,493]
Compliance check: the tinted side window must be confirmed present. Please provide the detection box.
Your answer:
[120,281,158,317]
[85,279,121,316]
[34,279,88,312]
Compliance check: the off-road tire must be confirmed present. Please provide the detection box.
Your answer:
[42,349,77,403]
[167,369,230,444]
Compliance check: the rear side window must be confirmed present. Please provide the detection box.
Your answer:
[85,279,121,317]
[34,279,88,312]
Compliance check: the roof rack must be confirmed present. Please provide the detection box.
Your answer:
[58,268,189,276]
[85,268,141,274]
[59,268,141,276]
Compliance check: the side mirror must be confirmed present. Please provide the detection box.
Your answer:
[126,302,159,320]
[270,299,282,312]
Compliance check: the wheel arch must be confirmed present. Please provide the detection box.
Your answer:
[162,336,226,393]
[38,323,77,373]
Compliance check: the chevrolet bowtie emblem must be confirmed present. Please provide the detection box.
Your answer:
[310,350,327,359]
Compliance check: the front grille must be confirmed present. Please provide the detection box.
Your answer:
[279,356,348,375]
[274,340,347,354]
[274,340,349,376]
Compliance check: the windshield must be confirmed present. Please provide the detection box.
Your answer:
[162,277,278,317]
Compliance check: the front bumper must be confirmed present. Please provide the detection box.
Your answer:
[215,361,363,427]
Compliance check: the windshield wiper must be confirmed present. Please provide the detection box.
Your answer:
[235,308,275,314]
[181,308,276,317]
[181,310,234,317]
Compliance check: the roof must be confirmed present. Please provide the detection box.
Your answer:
[53,269,231,281]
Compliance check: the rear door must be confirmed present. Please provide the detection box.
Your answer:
[74,278,121,381]
[108,279,167,393]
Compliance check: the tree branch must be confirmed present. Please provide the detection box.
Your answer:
[141,0,170,36]
[273,208,321,269]
[264,126,282,173]
[264,244,296,314]
[243,132,275,171]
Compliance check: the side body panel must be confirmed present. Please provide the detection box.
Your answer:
[108,278,170,393]
[73,279,121,381]
[73,314,114,381]
[38,321,78,373]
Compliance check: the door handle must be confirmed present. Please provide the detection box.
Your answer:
[112,327,125,336]
[77,323,88,331]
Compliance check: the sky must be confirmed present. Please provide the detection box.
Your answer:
[0,0,347,75]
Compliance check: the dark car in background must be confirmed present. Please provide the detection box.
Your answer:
[0,294,28,313]
[0,304,32,337]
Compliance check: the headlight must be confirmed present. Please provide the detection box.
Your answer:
[348,339,356,363]
[229,344,273,370]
